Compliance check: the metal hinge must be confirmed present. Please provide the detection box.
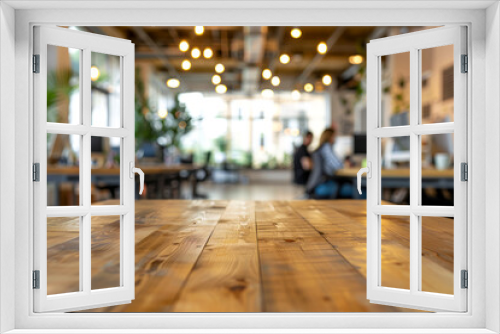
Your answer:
[33,163,40,182]
[461,270,468,289]
[33,54,40,73]
[461,54,468,73]
[33,270,40,289]
[461,162,468,181]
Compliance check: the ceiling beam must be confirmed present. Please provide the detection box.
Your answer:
[131,26,180,79]
[268,26,285,72]
[340,27,387,80]
[295,26,346,85]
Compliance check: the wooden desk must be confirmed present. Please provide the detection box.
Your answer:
[47,164,200,202]
[335,168,454,199]
[336,168,454,178]
[47,164,199,175]
[44,200,454,312]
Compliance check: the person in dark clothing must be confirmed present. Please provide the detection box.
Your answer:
[293,131,314,185]
[306,127,351,198]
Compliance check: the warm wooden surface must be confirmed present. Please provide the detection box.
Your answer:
[45,200,453,312]
[47,164,199,175]
[336,167,454,178]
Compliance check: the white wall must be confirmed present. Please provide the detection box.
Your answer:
[485,2,500,333]
[0,2,16,333]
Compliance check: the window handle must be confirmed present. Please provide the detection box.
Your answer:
[129,162,144,195]
[357,162,371,195]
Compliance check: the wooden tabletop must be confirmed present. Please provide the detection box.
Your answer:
[336,167,454,178]
[45,200,452,313]
[47,164,199,175]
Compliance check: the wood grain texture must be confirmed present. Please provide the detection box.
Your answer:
[44,200,455,313]
[172,201,261,312]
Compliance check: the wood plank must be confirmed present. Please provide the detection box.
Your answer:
[172,201,261,312]
[43,199,455,313]
[291,200,453,298]
[79,200,227,312]
[256,201,399,312]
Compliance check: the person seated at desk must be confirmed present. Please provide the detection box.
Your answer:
[306,128,351,199]
[293,130,313,185]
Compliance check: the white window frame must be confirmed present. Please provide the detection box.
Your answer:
[366,26,468,312]
[0,1,498,333]
[33,25,136,313]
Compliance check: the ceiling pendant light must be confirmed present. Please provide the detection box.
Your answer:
[212,74,221,85]
[271,76,280,87]
[166,78,180,88]
[179,40,189,52]
[203,47,213,59]
[291,28,302,39]
[322,74,332,86]
[317,42,328,54]
[262,69,272,80]
[304,83,314,93]
[181,59,192,71]
[215,84,227,94]
[215,63,225,73]
[191,47,201,59]
[90,66,100,81]
[279,54,291,64]
[349,54,364,64]
[194,26,204,35]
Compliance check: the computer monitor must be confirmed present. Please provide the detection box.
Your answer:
[353,134,367,155]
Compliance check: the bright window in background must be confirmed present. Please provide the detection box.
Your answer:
[179,92,328,169]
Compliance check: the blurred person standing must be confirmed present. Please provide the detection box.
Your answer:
[293,131,314,185]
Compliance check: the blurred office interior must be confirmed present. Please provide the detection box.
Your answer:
[46,26,454,205]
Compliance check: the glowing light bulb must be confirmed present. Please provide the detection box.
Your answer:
[291,89,301,100]
[304,83,314,93]
[317,42,328,54]
[291,28,302,39]
[194,26,204,35]
[215,84,227,94]
[271,76,280,87]
[203,47,213,59]
[262,69,272,80]
[166,78,180,88]
[279,54,290,64]
[179,40,189,52]
[349,54,364,65]
[261,89,274,98]
[158,109,168,119]
[91,66,100,81]
[322,74,332,86]
[215,63,225,73]
[181,59,191,71]
[191,47,201,59]
[212,74,221,85]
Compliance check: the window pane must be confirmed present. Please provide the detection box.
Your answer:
[91,136,121,204]
[47,216,80,295]
[47,133,80,206]
[421,134,454,206]
[91,215,121,290]
[91,52,121,128]
[380,52,410,127]
[421,45,454,124]
[47,45,81,124]
[380,136,410,205]
[421,216,454,295]
[380,215,410,290]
